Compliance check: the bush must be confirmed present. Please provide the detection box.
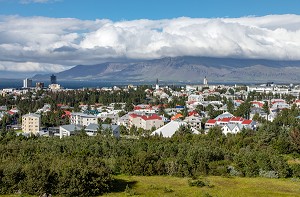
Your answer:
[188,178,211,187]
[290,164,300,178]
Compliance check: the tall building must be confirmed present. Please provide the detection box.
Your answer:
[50,74,57,84]
[22,113,41,135]
[155,78,159,90]
[36,82,44,89]
[203,76,208,86]
[23,78,32,88]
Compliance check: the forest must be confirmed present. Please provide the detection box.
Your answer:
[0,106,300,196]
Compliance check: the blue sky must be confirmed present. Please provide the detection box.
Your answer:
[1,0,300,20]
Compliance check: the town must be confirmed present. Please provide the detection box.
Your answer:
[1,75,300,139]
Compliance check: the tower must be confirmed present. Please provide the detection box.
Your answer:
[50,74,57,84]
[155,78,159,90]
[203,76,208,86]
[23,78,32,88]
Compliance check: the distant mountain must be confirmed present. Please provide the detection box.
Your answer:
[33,56,300,83]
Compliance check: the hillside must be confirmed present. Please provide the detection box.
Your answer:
[33,57,300,83]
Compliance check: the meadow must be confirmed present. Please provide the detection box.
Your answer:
[106,175,300,197]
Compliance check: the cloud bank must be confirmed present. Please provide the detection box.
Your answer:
[1,14,300,73]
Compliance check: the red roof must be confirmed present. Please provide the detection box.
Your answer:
[206,119,217,124]
[242,120,252,125]
[251,101,264,108]
[134,106,142,110]
[130,113,162,121]
[7,110,15,115]
[141,114,162,121]
[219,117,231,122]
[62,110,72,118]
[235,100,244,103]
[129,114,139,118]
[171,113,183,120]
[188,111,199,116]
[230,117,244,122]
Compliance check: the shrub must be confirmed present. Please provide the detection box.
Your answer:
[188,178,210,187]
[290,164,300,178]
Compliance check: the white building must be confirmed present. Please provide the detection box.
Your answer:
[129,113,164,130]
[188,94,204,102]
[49,84,61,90]
[97,111,120,124]
[184,115,202,130]
[22,113,41,135]
[70,112,98,126]
[152,120,199,137]
[23,78,32,88]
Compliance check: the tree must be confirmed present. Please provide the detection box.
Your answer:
[227,99,234,114]
[262,101,269,120]
[103,118,112,124]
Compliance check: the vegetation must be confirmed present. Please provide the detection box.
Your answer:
[105,175,300,197]
[0,87,300,196]
[0,106,300,196]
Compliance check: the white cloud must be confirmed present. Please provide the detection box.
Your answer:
[0,14,300,73]
[0,61,66,72]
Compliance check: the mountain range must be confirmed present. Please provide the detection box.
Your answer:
[33,56,300,83]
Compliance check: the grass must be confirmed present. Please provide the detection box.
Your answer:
[105,175,300,197]
[2,175,300,197]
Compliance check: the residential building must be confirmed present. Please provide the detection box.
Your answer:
[129,113,164,130]
[59,124,82,138]
[22,113,41,134]
[70,112,98,126]
[152,120,199,137]
[97,110,120,124]
[188,94,204,102]
[184,115,202,130]
[59,123,120,138]
[205,115,256,134]
[85,123,120,138]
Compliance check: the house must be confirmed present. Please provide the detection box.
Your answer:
[214,112,234,120]
[188,94,204,102]
[118,114,129,127]
[59,123,120,138]
[22,113,41,135]
[205,119,217,129]
[222,123,243,135]
[205,115,256,134]
[59,124,83,138]
[97,110,120,124]
[152,120,199,137]
[171,113,183,121]
[295,100,300,107]
[129,113,164,130]
[85,123,120,138]
[184,115,202,130]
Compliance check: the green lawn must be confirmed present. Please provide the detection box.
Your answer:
[105,175,300,197]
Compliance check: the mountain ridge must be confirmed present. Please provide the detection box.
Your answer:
[32,56,300,83]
